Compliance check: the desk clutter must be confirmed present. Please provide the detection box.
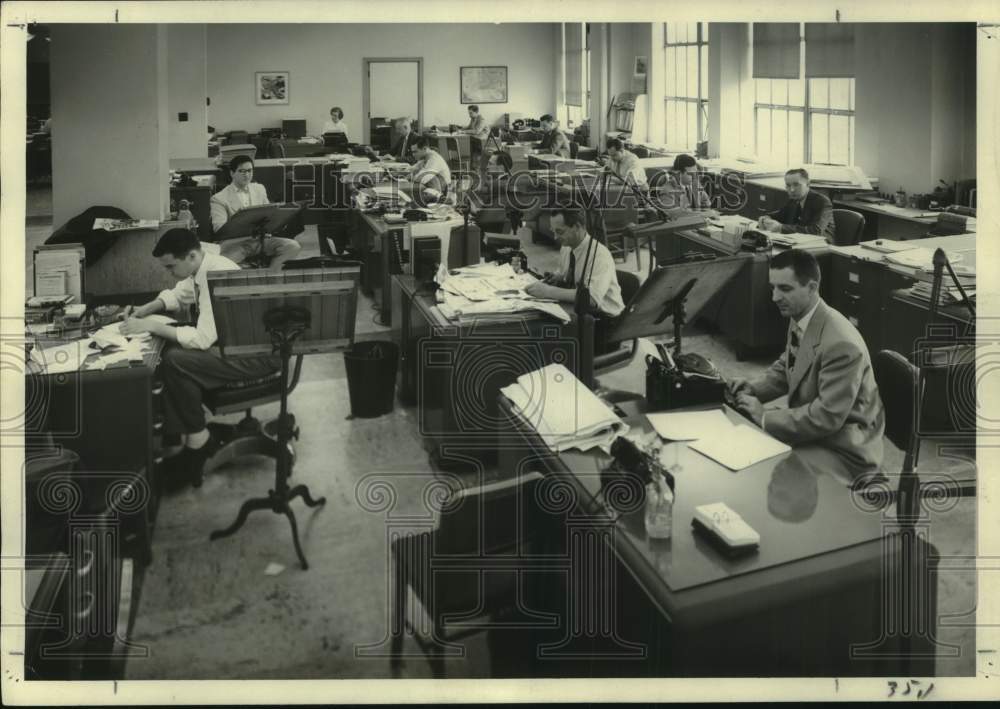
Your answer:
[435,262,569,324]
[27,316,169,374]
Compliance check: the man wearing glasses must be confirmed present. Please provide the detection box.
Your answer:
[209,155,301,270]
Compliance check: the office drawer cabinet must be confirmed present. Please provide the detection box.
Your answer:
[827,253,915,357]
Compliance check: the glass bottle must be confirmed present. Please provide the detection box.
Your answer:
[644,471,674,540]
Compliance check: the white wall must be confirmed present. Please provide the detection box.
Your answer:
[205,23,558,139]
[51,24,170,226]
[167,24,208,159]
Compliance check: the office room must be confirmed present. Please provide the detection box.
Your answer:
[3,0,999,701]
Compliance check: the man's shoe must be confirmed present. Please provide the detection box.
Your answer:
[185,434,221,488]
[160,449,195,493]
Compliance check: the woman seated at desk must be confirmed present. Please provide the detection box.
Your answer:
[321,106,349,139]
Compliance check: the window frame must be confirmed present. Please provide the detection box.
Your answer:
[663,22,709,150]
[752,23,855,166]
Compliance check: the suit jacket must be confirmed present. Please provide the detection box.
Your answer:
[666,173,711,208]
[210,182,269,233]
[389,131,417,162]
[537,129,571,158]
[749,299,885,478]
[769,189,835,239]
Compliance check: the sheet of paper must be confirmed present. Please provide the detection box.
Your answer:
[689,423,790,471]
[30,339,92,374]
[646,409,735,441]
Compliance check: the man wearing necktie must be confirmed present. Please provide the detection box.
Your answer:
[729,249,885,480]
[757,168,836,240]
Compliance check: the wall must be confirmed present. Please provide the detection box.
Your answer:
[167,24,208,159]
[51,24,170,226]
[853,23,975,194]
[205,24,557,139]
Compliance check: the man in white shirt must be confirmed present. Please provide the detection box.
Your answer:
[120,228,280,489]
[322,106,349,137]
[461,104,489,140]
[209,155,301,270]
[524,208,625,318]
[604,138,648,190]
[409,136,452,204]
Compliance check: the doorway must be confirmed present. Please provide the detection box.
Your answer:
[362,58,422,146]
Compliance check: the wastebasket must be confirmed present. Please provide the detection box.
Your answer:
[344,340,399,418]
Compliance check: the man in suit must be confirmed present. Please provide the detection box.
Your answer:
[536,114,571,158]
[384,117,417,162]
[758,168,836,240]
[120,228,280,490]
[209,155,302,270]
[730,249,885,479]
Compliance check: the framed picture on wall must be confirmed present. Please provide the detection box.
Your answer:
[634,56,648,77]
[255,71,290,105]
[460,66,508,104]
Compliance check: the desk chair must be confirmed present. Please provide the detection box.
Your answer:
[831,209,865,247]
[390,472,556,677]
[860,350,976,523]
[592,198,641,269]
[569,140,579,159]
[201,357,303,482]
[444,136,463,172]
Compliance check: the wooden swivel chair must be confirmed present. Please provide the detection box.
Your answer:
[591,195,641,269]
[444,136,464,173]
[390,472,557,677]
[831,208,866,246]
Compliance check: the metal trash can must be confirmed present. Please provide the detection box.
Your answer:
[344,340,399,418]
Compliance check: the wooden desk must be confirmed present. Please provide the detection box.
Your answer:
[393,275,584,469]
[826,234,976,358]
[26,331,165,565]
[497,398,939,677]
[833,198,958,241]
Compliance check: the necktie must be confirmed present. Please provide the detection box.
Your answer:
[787,324,800,371]
[567,251,576,288]
[791,200,803,225]
[191,281,201,325]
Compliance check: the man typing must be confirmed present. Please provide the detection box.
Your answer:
[729,249,885,480]
[209,155,301,270]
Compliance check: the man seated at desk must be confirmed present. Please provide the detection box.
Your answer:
[408,136,452,204]
[536,114,571,158]
[383,117,417,163]
[757,168,835,240]
[120,228,280,489]
[524,207,625,319]
[461,104,490,141]
[603,138,648,191]
[209,155,301,270]
[667,153,711,208]
[730,249,885,480]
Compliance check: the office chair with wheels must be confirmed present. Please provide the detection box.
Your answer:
[389,472,556,678]
[831,208,866,247]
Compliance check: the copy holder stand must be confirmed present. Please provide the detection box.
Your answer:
[207,268,360,568]
[592,254,746,395]
[213,202,307,269]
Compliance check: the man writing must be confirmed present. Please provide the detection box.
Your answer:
[120,228,280,489]
[408,136,452,203]
[604,138,648,190]
[461,104,489,140]
[524,207,624,319]
[209,155,302,270]
[757,168,836,240]
[730,249,885,479]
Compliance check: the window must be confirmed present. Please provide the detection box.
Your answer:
[663,22,709,151]
[565,26,591,127]
[753,25,855,166]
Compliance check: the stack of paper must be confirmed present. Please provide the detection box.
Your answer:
[885,248,964,270]
[29,339,92,374]
[437,291,570,325]
[769,232,829,249]
[502,363,628,452]
[647,409,790,470]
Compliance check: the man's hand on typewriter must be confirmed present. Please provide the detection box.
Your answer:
[727,378,754,398]
[734,392,764,426]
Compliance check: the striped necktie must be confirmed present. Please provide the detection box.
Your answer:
[787,323,801,370]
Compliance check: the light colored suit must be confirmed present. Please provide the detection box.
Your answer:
[209,182,300,267]
[750,299,885,478]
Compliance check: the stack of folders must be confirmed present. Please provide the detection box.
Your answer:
[501,363,629,453]
[908,266,976,305]
[768,232,829,249]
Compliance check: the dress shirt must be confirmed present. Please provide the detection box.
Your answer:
[411,149,452,194]
[555,235,625,317]
[156,249,240,351]
[609,150,647,187]
[464,114,489,139]
[322,119,349,135]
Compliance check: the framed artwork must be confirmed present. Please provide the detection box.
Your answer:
[255,71,289,105]
[460,66,508,104]
[634,56,648,77]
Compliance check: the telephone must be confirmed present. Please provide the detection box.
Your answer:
[402,209,429,222]
[741,230,772,252]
